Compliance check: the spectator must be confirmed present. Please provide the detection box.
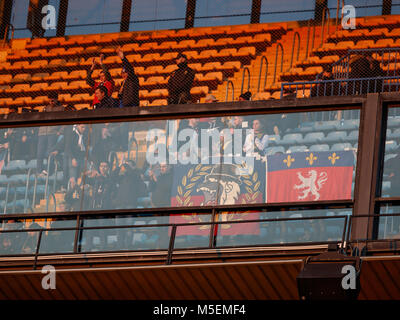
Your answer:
[86,54,114,107]
[87,161,116,210]
[167,53,195,105]
[312,65,338,97]
[68,124,88,189]
[94,85,116,109]
[243,119,269,157]
[366,53,386,93]
[114,160,148,209]
[0,233,13,255]
[36,93,65,176]
[21,222,41,254]
[149,162,173,207]
[116,46,140,107]
[239,91,252,101]
[384,153,400,197]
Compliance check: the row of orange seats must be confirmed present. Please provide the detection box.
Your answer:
[0,71,223,97]
[0,85,210,109]
[0,47,255,73]
[23,23,286,51]
[8,34,270,63]
[0,61,240,87]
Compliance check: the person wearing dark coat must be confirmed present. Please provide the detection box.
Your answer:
[94,85,116,109]
[116,47,140,107]
[167,53,195,105]
[149,163,173,207]
[113,161,148,209]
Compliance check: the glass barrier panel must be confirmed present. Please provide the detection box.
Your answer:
[0,108,359,214]
[215,216,346,247]
[172,212,213,249]
[39,230,76,254]
[214,208,350,245]
[381,107,400,197]
[379,205,400,239]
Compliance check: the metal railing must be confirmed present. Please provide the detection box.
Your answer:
[316,48,400,81]
[225,80,234,101]
[280,75,400,98]
[273,43,284,84]
[288,31,301,72]
[44,153,58,209]
[0,213,350,268]
[1,24,14,48]
[240,67,251,95]
[257,56,268,93]
[320,7,331,48]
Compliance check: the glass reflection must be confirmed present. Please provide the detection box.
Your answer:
[381,109,400,197]
[0,109,359,214]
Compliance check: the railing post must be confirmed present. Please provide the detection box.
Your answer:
[257,56,268,93]
[288,31,300,71]
[166,225,177,265]
[320,7,331,48]
[273,43,284,84]
[240,67,251,95]
[225,80,234,102]
[33,230,43,270]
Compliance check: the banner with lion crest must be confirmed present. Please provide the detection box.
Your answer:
[267,150,354,203]
[170,159,266,235]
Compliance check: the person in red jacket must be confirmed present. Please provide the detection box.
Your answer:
[86,54,114,107]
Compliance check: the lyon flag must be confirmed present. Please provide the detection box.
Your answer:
[267,151,354,202]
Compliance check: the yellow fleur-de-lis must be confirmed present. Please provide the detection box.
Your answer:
[306,153,317,165]
[283,155,295,168]
[329,152,340,165]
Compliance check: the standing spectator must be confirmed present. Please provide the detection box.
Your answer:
[86,54,114,107]
[36,93,65,176]
[94,85,116,109]
[243,119,269,157]
[114,160,148,209]
[167,53,195,105]
[149,163,173,207]
[87,161,116,210]
[116,46,140,107]
[68,124,88,189]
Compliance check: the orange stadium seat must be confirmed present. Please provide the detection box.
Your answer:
[31,73,49,82]
[374,38,395,48]
[58,93,71,103]
[139,90,149,99]
[46,71,68,81]
[141,65,164,76]
[48,81,68,90]
[147,89,168,99]
[164,64,177,73]
[26,82,48,93]
[69,80,90,90]
[69,93,91,103]
[150,99,168,106]
[181,51,199,60]
[175,40,196,49]
[6,83,30,93]
[158,41,178,50]
[0,74,12,85]
[49,59,67,67]
[355,40,375,49]
[9,61,30,71]
[13,73,31,82]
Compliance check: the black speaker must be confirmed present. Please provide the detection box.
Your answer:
[297,246,361,300]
